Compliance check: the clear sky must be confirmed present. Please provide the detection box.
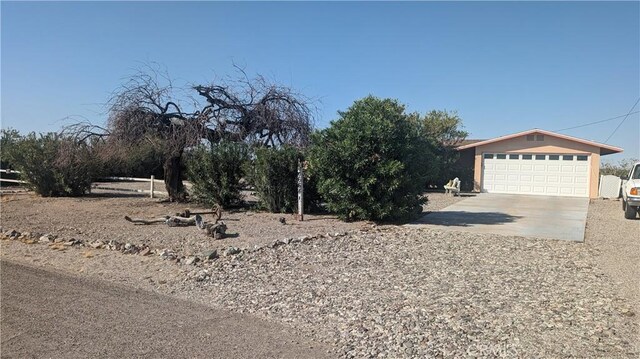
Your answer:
[2,1,639,162]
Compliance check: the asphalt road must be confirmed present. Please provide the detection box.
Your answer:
[0,260,329,358]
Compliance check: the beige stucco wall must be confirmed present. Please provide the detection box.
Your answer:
[472,134,601,198]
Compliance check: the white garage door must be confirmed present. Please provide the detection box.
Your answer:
[482,153,590,197]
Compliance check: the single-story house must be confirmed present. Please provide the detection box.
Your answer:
[455,129,623,198]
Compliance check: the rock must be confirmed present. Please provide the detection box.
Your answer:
[195,269,209,282]
[224,246,241,256]
[185,256,200,265]
[124,243,132,250]
[90,241,104,249]
[279,217,286,224]
[6,230,19,238]
[39,235,51,243]
[202,249,218,260]
[138,247,151,256]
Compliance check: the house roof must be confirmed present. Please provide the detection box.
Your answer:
[456,128,624,156]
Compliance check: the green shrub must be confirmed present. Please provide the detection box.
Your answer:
[186,142,249,207]
[308,96,436,222]
[5,132,100,196]
[248,146,301,213]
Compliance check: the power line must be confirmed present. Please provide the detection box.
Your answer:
[604,97,640,143]
[554,110,640,132]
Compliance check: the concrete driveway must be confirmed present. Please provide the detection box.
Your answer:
[410,194,590,241]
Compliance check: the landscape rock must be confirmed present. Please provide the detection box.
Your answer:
[185,256,200,265]
[224,247,241,256]
[202,249,218,260]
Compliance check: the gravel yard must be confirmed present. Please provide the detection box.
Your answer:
[1,192,637,358]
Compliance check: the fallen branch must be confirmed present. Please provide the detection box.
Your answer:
[123,205,228,239]
[124,215,196,227]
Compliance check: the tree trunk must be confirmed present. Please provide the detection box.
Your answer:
[164,154,186,202]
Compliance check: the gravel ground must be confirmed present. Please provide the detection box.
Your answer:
[586,198,640,324]
[1,193,637,358]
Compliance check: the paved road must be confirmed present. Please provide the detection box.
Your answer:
[0,260,329,358]
[409,193,589,241]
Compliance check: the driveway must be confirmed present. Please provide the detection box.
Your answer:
[409,193,589,241]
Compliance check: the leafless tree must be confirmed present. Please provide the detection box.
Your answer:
[93,66,313,202]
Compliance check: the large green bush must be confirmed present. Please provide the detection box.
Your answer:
[186,142,249,207]
[247,146,301,213]
[308,96,436,222]
[5,132,100,196]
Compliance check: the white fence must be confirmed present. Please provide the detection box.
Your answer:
[0,169,168,198]
[0,169,28,184]
[93,176,168,198]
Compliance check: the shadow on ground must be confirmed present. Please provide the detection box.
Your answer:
[415,211,522,227]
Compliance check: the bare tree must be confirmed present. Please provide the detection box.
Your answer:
[100,66,313,202]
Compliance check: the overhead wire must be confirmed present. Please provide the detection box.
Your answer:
[604,97,640,143]
[553,110,639,132]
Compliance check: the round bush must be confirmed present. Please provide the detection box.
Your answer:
[308,96,435,221]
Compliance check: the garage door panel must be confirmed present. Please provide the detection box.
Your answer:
[561,176,574,183]
[482,154,589,197]
[560,187,574,195]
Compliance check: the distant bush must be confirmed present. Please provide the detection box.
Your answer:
[600,158,639,178]
[186,142,249,207]
[247,146,301,213]
[96,138,166,179]
[5,132,100,196]
[308,96,436,222]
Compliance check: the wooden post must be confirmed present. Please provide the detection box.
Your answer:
[150,175,155,198]
[297,159,304,221]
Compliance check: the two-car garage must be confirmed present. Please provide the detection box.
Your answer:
[481,152,590,197]
[456,129,623,199]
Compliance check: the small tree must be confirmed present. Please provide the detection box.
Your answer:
[247,146,301,213]
[308,96,435,222]
[414,110,468,187]
[186,142,249,207]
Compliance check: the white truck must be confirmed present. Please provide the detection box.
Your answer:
[622,161,640,219]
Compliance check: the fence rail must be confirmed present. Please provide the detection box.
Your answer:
[0,169,169,198]
[0,169,28,184]
[94,175,167,198]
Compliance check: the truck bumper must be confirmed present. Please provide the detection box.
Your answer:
[626,197,640,207]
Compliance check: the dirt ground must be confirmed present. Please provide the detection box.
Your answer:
[0,189,459,257]
[1,260,330,359]
[1,191,639,357]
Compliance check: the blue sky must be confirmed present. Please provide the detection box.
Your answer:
[2,1,639,161]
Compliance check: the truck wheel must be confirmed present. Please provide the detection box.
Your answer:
[624,203,637,219]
